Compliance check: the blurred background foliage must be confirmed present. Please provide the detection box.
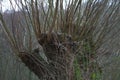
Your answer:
[0,0,120,80]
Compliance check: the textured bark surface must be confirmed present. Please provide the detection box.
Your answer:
[18,53,56,79]
[18,32,76,80]
[38,32,76,80]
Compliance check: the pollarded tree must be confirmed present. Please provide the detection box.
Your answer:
[0,0,120,80]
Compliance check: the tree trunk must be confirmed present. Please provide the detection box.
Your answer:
[19,32,76,80]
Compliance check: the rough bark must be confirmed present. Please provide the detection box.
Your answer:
[18,32,76,80]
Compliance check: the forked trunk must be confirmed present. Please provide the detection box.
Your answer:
[19,32,76,80]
